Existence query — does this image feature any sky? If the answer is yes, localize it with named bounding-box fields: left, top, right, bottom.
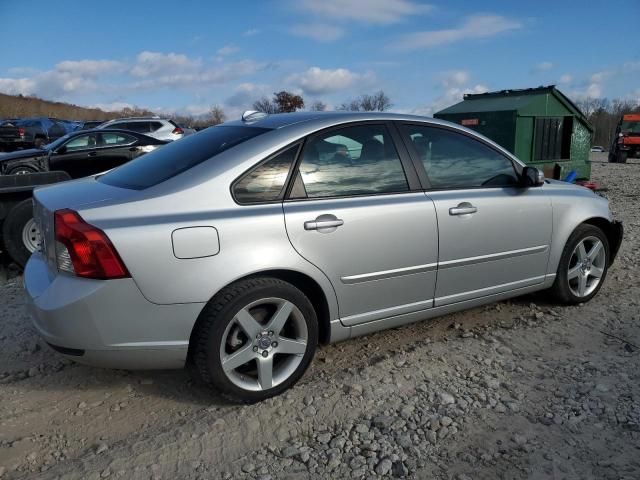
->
left=0, top=0, right=639, bottom=119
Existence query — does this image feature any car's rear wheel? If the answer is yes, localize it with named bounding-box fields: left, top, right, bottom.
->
left=193, top=277, right=318, bottom=403
left=616, top=150, right=628, bottom=164
left=8, top=165, right=37, bottom=175
left=549, top=224, right=609, bottom=304
left=2, top=199, right=40, bottom=267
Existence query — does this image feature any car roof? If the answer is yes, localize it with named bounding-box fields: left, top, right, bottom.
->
left=223, top=111, right=460, bottom=131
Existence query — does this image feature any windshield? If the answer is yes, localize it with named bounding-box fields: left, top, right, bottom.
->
left=621, top=121, right=640, bottom=133
left=43, top=133, right=73, bottom=150
left=99, top=125, right=270, bottom=190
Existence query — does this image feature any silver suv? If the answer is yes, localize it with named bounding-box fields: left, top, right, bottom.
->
left=25, top=112, right=623, bottom=402
left=97, top=117, right=194, bottom=142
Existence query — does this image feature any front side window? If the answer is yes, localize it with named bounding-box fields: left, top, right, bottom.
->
left=64, top=133, right=97, bottom=152
left=99, top=126, right=269, bottom=190
left=233, top=144, right=298, bottom=204
left=293, top=124, right=408, bottom=199
left=100, top=133, right=136, bottom=146
left=400, top=124, right=518, bottom=189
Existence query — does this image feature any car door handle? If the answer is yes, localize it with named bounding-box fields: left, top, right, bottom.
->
left=449, top=204, right=477, bottom=215
left=304, top=217, right=344, bottom=231
left=87, top=151, right=97, bottom=157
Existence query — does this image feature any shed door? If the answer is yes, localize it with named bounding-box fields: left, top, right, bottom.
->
left=534, top=117, right=573, bottom=160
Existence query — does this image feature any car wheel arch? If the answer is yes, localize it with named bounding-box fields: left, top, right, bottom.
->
left=186, top=268, right=335, bottom=365
left=582, top=217, right=623, bottom=263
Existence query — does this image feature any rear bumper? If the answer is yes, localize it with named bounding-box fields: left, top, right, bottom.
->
left=24, top=253, right=205, bottom=369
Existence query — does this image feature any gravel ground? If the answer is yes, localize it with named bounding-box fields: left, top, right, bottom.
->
left=1, top=155, right=639, bottom=480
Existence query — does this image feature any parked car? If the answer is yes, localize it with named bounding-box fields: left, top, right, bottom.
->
left=0, top=117, right=76, bottom=150
left=24, top=112, right=623, bottom=403
left=0, top=128, right=166, bottom=177
left=0, top=129, right=166, bottom=266
left=0, top=120, right=27, bottom=152
left=590, top=146, right=606, bottom=153
left=97, top=116, right=195, bottom=141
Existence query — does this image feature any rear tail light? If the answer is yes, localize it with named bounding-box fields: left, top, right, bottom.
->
left=172, top=127, right=184, bottom=135
left=54, top=209, right=129, bottom=280
left=18, top=127, right=25, bottom=137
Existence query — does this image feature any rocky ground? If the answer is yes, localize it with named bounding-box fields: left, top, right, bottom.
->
left=0, top=155, right=639, bottom=479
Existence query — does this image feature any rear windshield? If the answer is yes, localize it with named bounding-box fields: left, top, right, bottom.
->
left=98, top=125, right=269, bottom=190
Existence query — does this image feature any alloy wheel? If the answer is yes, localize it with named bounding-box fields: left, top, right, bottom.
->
left=567, top=236, right=606, bottom=298
left=219, top=297, right=308, bottom=391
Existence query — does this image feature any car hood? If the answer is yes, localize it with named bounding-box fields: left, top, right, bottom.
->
left=0, top=148, right=47, bottom=162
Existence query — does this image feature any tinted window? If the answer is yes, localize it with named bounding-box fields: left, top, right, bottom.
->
left=99, top=126, right=269, bottom=190
left=233, top=144, right=298, bottom=204
left=64, top=133, right=97, bottom=151
left=125, top=122, right=151, bottom=133
left=293, top=124, right=408, bottom=199
left=149, top=122, right=163, bottom=132
left=100, top=133, right=136, bottom=146
left=401, top=125, right=518, bottom=189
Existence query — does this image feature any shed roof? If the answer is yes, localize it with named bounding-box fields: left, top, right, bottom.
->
left=435, top=85, right=593, bottom=131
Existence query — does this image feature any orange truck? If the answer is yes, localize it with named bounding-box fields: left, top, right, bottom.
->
left=609, top=113, right=640, bottom=163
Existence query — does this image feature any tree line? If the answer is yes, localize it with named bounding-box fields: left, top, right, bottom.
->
left=0, top=89, right=394, bottom=130
left=575, top=97, right=640, bottom=148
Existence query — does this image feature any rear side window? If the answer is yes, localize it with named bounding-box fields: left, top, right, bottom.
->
left=100, top=133, right=136, bottom=146
left=99, top=126, right=269, bottom=190
left=149, top=122, right=163, bottom=132
left=233, top=144, right=299, bottom=204
left=125, top=122, right=151, bottom=133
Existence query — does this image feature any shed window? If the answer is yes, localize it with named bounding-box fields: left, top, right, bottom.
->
left=534, top=117, right=573, bottom=161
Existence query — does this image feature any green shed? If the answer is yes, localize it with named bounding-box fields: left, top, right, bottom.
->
left=434, top=85, right=593, bottom=180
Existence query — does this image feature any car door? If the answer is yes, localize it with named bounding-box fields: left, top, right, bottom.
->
left=283, top=122, right=439, bottom=326
left=49, top=132, right=99, bottom=178
left=95, top=132, right=137, bottom=173
left=399, top=123, right=552, bottom=306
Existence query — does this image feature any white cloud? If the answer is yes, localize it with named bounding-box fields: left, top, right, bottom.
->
left=290, top=23, right=344, bottom=42
left=90, top=101, right=135, bottom=112
left=559, top=73, right=572, bottom=84
left=531, top=61, right=553, bottom=73
left=390, top=14, right=522, bottom=50
left=298, top=0, right=432, bottom=24
left=412, top=71, right=488, bottom=116
left=130, top=51, right=201, bottom=77
left=56, top=59, right=124, bottom=76
left=287, top=67, right=373, bottom=95
left=243, top=28, right=260, bottom=36
left=225, top=82, right=271, bottom=108
left=216, top=45, right=239, bottom=56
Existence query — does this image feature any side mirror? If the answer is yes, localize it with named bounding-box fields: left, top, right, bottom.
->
left=56, top=146, right=67, bottom=155
left=522, top=166, right=544, bottom=187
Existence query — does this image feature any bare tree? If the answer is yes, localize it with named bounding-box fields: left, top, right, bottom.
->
left=252, top=97, right=279, bottom=114
left=209, top=104, right=226, bottom=125
left=337, top=90, right=392, bottom=112
left=309, top=100, right=327, bottom=111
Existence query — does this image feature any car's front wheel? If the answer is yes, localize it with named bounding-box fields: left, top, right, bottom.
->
left=550, top=224, right=609, bottom=304
left=193, top=278, right=318, bottom=403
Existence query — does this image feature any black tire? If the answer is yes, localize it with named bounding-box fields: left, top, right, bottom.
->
left=608, top=152, right=616, bottom=163
left=549, top=224, right=609, bottom=304
left=8, top=165, right=37, bottom=175
left=192, top=277, right=318, bottom=403
left=616, top=150, right=628, bottom=164
left=2, top=199, right=38, bottom=267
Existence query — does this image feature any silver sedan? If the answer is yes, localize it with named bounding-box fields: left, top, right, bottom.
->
left=24, top=112, right=623, bottom=402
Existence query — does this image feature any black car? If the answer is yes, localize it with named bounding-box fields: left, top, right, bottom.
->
left=0, top=129, right=167, bottom=177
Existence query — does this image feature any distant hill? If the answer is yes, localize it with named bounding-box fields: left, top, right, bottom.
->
left=0, top=93, right=154, bottom=121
